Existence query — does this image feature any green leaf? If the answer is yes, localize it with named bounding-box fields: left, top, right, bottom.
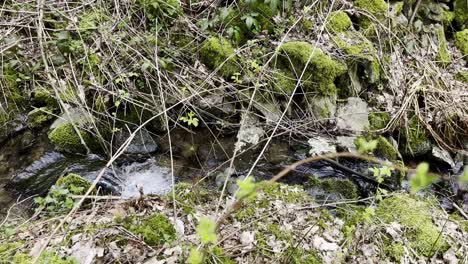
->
left=355, top=137, right=378, bottom=154
left=236, top=176, right=257, bottom=200
left=187, top=248, right=203, bottom=264
left=410, top=162, right=438, bottom=193
left=196, top=217, right=218, bottom=244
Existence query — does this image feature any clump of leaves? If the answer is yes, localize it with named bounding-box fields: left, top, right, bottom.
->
left=188, top=217, right=219, bottom=264
left=34, top=185, right=75, bottom=214
left=180, top=111, right=199, bottom=127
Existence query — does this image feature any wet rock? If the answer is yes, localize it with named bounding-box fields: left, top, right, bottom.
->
left=0, top=114, right=27, bottom=143
left=50, top=106, right=93, bottom=130
left=307, top=95, right=337, bottom=119
left=114, top=128, right=158, bottom=155
left=235, top=113, right=264, bottom=152
left=254, top=101, right=281, bottom=123
left=431, top=146, right=455, bottom=170
left=336, top=97, right=369, bottom=133
left=8, top=152, right=118, bottom=195
left=308, top=137, right=336, bottom=156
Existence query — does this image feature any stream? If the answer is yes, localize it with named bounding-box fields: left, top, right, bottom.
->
left=0, top=124, right=465, bottom=220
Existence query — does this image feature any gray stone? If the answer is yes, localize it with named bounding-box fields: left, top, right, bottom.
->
left=336, top=97, right=369, bottom=133
left=114, top=128, right=158, bottom=155
left=308, top=95, right=337, bottom=119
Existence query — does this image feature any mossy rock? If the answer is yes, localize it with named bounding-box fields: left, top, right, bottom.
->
left=354, top=0, right=388, bottom=29
left=270, top=70, right=297, bottom=95
left=455, top=29, right=468, bottom=57
left=33, top=88, right=59, bottom=108
left=199, top=37, right=240, bottom=79
left=307, top=177, right=359, bottom=200
left=399, top=116, right=432, bottom=156
left=356, top=135, right=400, bottom=161
left=376, top=194, right=449, bottom=257
left=276, top=41, right=346, bottom=96
left=436, top=27, right=451, bottom=67
left=332, top=31, right=380, bottom=84
left=454, top=0, right=468, bottom=29
left=121, top=213, right=176, bottom=246
left=56, top=173, right=92, bottom=195
left=48, top=122, right=98, bottom=154
left=326, top=11, right=352, bottom=33
left=27, top=107, right=55, bottom=128
left=368, top=112, right=390, bottom=130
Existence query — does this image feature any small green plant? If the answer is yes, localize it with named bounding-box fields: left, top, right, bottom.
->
left=34, top=185, right=75, bottom=213
left=409, top=162, right=438, bottom=193
left=188, top=216, right=219, bottom=263
left=369, top=165, right=392, bottom=184
left=236, top=176, right=258, bottom=200
left=180, top=111, right=199, bottom=127
left=355, top=137, right=378, bottom=154
left=241, top=13, right=260, bottom=32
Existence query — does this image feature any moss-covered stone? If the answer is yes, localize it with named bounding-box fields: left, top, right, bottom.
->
left=354, top=0, right=388, bottom=28
left=27, top=107, right=54, bottom=128
left=368, top=112, right=390, bottom=130
left=376, top=194, right=449, bottom=257
left=454, top=0, right=468, bottom=29
left=375, top=136, right=398, bottom=161
left=271, top=70, right=297, bottom=95
left=455, top=29, right=468, bottom=57
left=307, top=177, right=359, bottom=199
left=399, top=115, right=432, bottom=156
left=332, top=31, right=380, bottom=84
left=436, top=27, right=451, bottom=67
left=121, top=213, right=176, bottom=246
left=200, top=37, right=240, bottom=79
left=56, top=173, right=92, bottom=195
left=277, top=41, right=346, bottom=96
left=33, top=88, right=59, bottom=108
left=48, top=122, right=97, bottom=154
left=326, top=11, right=352, bottom=32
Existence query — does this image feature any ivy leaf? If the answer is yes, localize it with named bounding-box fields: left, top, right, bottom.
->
left=410, top=162, right=438, bottom=193
left=187, top=248, right=203, bottom=264
left=196, top=217, right=218, bottom=244
left=236, top=176, right=257, bottom=200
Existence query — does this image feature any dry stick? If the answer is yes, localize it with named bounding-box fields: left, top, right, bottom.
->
left=408, top=0, right=422, bottom=26
left=216, top=152, right=407, bottom=229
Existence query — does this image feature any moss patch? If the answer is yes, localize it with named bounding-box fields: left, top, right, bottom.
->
left=326, top=11, right=352, bottom=33
left=200, top=37, right=240, bottom=79
left=454, top=0, right=468, bottom=29
left=354, top=0, right=388, bottom=28
left=48, top=122, right=97, bottom=154
left=277, top=41, right=346, bottom=96
left=307, top=177, right=359, bottom=199
left=376, top=194, right=449, bottom=257
left=368, top=112, right=390, bottom=130
left=455, top=29, right=468, bottom=57
left=436, top=27, right=451, bottom=67
left=271, top=70, right=297, bottom=95
left=455, top=71, right=468, bottom=83
left=169, top=182, right=213, bottom=214
left=121, top=213, right=176, bottom=246
left=27, top=107, right=55, bottom=128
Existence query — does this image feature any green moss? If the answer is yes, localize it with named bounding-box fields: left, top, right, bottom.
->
left=2, top=67, right=25, bottom=105
left=1, top=248, right=78, bottom=264
left=56, top=173, right=92, bottom=195
left=271, top=70, right=297, bottom=95
left=455, top=29, right=468, bottom=56
left=48, top=122, right=97, bottom=154
left=354, top=0, right=388, bottom=28
left=375, top=136, right=398, bottom=161
left=235, top=182, right=311, bottom=220
left=454, top=0, right=468, bottom=29
left=376, top=194, right=449, bottom=257
left=368, top=112, right=390, bottom=130
left=436, top=27, right=451, bottom=67
left=287, top=248, right=322, bottom=264
left=121, top=213, right=176, bottom=246
left=307, top=177, right=359, bottom=199
left=326, top=11, right=352, bottom=32
left=33, top=88, right=59, bottom=108
left=27, top=107, right=54, bottom=128
left=169, top=182, right=213, bottom=214
left=455, top=71, right=468, bottom=83
left=384, top=242, right=405, bottom=260
left=449, top=213, right=468, bottom=232
left=277, top=41, right=346, bottom=96
left=200, top=37, right=240, bottom=79
left=399, top=115, right=431, bottom=156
